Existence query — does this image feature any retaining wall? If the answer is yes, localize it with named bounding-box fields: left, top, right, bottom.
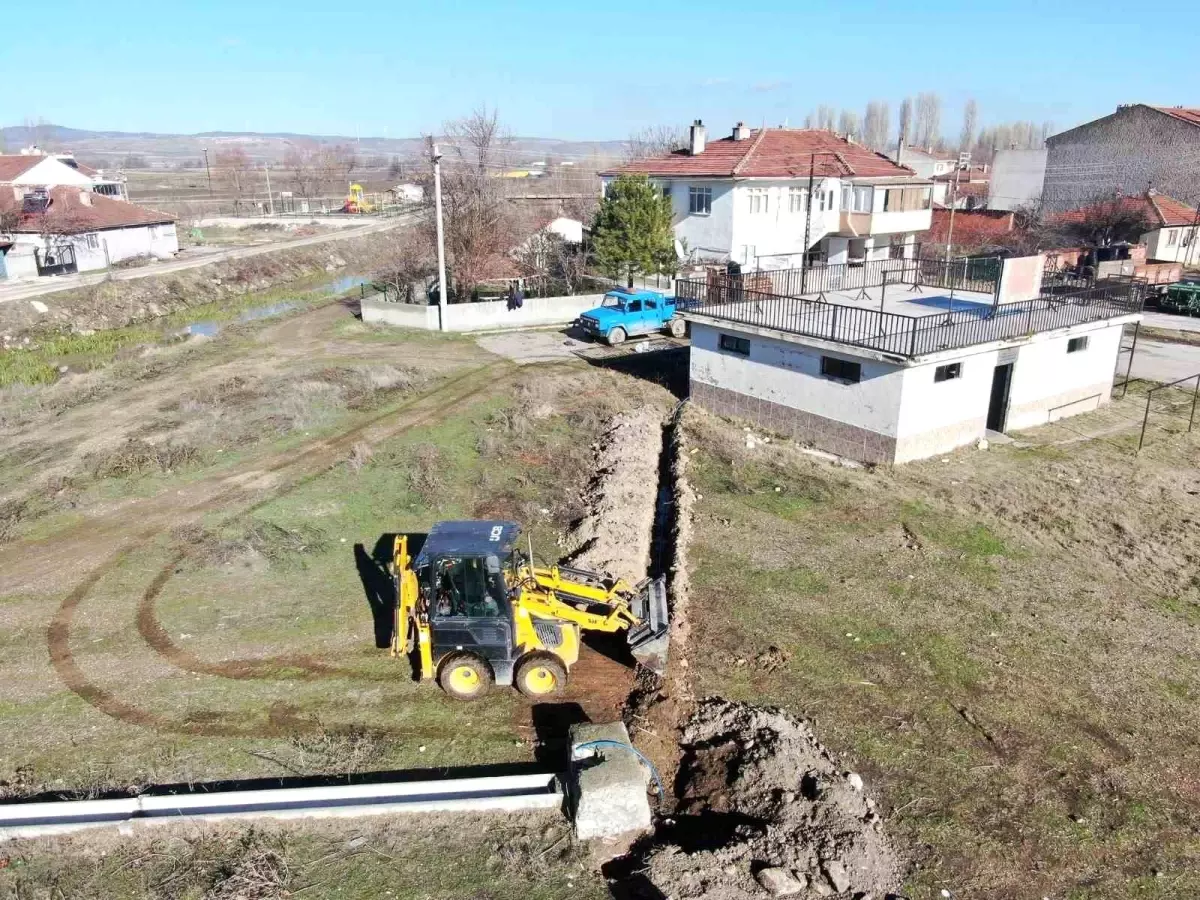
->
left=361, top=292, right=604, bottom=333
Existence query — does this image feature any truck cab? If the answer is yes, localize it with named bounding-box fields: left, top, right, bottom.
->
left=577, top=288, right=690, bottom=346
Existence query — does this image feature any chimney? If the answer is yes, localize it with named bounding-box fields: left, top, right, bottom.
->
left=79, top=191, right=93, bottom=207
left=689, top=119, right=707, bottom=156
left=732, top=121, right=751, bottom=141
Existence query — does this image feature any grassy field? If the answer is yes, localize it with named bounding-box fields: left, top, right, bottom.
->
left=681, top=406, right=1200, bottom=898
left=0, top=287, right=677, bottom=895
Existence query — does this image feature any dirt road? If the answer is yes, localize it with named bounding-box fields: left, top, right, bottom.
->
left=0, top=215, right=412, bottom=306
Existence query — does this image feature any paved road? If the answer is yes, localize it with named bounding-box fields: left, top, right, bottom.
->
left=1129, top=338, right=1200, bottom=385
left=0, top=215, right=411, bottom=306
left=1141, top=310, right=1200, bottom=333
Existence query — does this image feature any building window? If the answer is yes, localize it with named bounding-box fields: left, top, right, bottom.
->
left=827, top=190, right=835, bottom=210
left=820, top=355, right=861, bottom=384
left=719, top=333, right=750, bottom=356
left=788, top=187, right=808, bottom=213
left=688, top=186, right=712, bottom=215
left=1067, top=336, right=1089, bottom=354
left=747, top=188, right=768, bottom=214
left=660, top=184, right=672, bottom=201
left=84, top=233, right=99, bottom=250
left=883, top=187, right=932, bottom=212
left=934, top=362, right=962, bottom=382
left=1166, top=229, right=1179, bottom=247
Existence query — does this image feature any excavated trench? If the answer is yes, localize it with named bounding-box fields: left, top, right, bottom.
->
left=601, top=404, right=906, bottom=900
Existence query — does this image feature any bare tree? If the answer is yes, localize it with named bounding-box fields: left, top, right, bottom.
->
left=802, top=112, right=815, bottom=129
left=424, top=110, right=522, bottom=301
left=1055, top=191, right=1153, bottom=247
left=215, top=147, right=253, bottom=210
left=915, top=92, right=942, bottom=150
left=283, top=143, right=320, bottom=197
left=817, top=105, right=836, bottom=131
left=374, top=228, right=437, bottom=302
left=898, top=97, right=914, bottom=148
left=625, top=125, right=686, bottom=161
left=316, top=144, right=357, bottom=195
left=960, top=98, right=978, bottom=154
left=863, top=101, right=890, bottom=151
left=837, top=109, right=860, bottom=140
left=445, top=105, right=511, bottom=175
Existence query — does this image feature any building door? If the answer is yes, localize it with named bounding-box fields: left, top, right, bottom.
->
left=986, top=363, right=1013, bottom=432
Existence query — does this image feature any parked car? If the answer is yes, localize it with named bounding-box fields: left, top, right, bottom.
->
left=576, top=288, right=694, bottom=346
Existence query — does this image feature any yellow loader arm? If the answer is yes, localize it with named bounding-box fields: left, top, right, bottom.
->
left=392, top=535, right=433, bottom=679
left=514, top=562, right=669, bottom=674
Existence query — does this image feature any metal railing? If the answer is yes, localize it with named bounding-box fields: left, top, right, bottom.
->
left=674, top=278, right=1145, bottom=358
left=1138, top=372, right=1200, bottom=452
left=712, top=254, right=1001, bottom=301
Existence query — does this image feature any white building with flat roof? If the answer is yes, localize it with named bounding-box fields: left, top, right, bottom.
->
left=678, top=255, right=1142, bottom=464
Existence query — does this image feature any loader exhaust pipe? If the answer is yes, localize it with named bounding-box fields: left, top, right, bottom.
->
left=627, top=577, right=669, bottom=675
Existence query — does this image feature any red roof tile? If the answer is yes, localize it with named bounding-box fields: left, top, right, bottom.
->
left=0, top=186, right=175, bottom=233
left=605, top=129, right=916, bottom=180
left=1150, top=106, right=1200, bottom=128
left=1051, top=190, right=1198, bottom=229
left=927, top=209, right=1015, bottom=246
left=0, top=155, right=44, bottom=182
left=932, top=166, right=990, bottom=183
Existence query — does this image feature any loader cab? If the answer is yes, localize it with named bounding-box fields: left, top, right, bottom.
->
left=411, top=521, right=524, bottom=692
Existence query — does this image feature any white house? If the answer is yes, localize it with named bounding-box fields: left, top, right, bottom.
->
left=678, top=255, right=1142, bottom=464
left=0, top=185, right=177, bottom=280
left=895, top=146, right=957, bottom=179
left=0, top=149, right=129, bottom=201
left=1053, top=190, right=1199, bottom=266
left=603, top=121, right=934, bottom=270
left=389, top=182, right=424, bottom=204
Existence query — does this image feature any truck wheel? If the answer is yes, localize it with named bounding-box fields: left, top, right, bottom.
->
left=438, top=653, right=493, bottom=700
left=514, top=653, right=567, bottom=697
left=607, top=327, right=626, bottom=347
left=668, top=317, right=687, bottom=338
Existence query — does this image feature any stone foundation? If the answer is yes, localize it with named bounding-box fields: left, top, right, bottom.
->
left=689, top=379, right=897, bottom=464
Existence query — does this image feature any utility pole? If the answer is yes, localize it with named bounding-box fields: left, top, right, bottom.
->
left=944, top=164, right=963, bottom=267
left=202, top=148, right=213, bottom=198
left=1188, top=197, right=1200, bottom=268
left=430, top=138, right=448, bottom=332
left=264, top=164, right=275, bottom=216
left=799, top=151, right=839, bottom=296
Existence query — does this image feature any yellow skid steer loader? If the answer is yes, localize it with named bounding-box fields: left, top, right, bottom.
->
left=391, top=520, right=668, bottom=699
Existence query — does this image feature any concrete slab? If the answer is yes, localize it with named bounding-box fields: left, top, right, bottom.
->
left=569, top=722, right=652, bottom=841
left=477, top=329, right=588, bottom=364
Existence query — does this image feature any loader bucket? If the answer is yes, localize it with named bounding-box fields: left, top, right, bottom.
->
left=627, top=576, right=670, bottom=675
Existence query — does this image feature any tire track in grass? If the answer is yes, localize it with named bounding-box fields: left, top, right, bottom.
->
left=43, top=359, right=569, bottom=738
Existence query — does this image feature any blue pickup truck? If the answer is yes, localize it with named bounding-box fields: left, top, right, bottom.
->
left=576, top=288, right=691, bottom=346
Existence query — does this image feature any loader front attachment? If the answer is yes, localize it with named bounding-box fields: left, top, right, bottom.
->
left=627, top=576, right=670, bottom=675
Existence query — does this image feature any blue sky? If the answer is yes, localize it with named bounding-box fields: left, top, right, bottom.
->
left=1, top=0, right=1197, bottom=141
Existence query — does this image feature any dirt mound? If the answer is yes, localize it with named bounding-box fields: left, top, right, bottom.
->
left=633, top=698, right=903, bottom=899
left=563, top=408, right=663, bottom=585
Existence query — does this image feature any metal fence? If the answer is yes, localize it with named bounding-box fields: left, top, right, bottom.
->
left=1138, top=372, right=1200, bottom=452
left=674, top=278, right=1145, bottom=358
left=710, top=254, right=1002, bottom=301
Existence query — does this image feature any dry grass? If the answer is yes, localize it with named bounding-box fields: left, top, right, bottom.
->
left=683, top=405, right=1200, bottom=899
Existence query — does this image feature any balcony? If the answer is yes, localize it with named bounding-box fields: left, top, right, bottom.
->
left=838, top=208, right=932, bottom=236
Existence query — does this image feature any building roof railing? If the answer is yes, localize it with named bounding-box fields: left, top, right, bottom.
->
left=675, top=275, right=1144, bottom=359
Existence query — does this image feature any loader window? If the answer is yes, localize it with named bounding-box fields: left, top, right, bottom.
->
left=433, top=557, right=504, bottom=619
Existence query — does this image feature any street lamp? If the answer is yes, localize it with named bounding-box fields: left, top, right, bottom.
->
left=202, top=148, right=213, bottom=198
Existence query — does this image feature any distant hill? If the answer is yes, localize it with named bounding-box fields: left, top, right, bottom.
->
left=0, top=124, right=627, bottom=169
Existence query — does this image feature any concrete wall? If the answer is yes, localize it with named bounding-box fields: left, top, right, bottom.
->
left=663, top=179, right=736, bottom=261
left=730, top=178, right=841, bottom=267
left=1005, top=322, right=1123, bottom=430
left=1044, top=105, right=1200, bottom=212
left=361, top=292, right=604, bottom=333
left=688, top=317, right=1130, bottom=464
left=996, top=254, right=1044, bottom=303
left=893, top=348, right=998, bottom=462
left=988, top=149, right=1047, bottom=211
left=688, top=321, right=906, bottom=462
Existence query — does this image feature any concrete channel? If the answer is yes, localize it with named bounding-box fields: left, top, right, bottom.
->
left=0, top=773, right=563, bottom=841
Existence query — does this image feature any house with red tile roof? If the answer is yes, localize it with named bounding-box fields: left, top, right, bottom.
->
left=0, top=149, right=128, bottom=201
left=602, top=121, right=934, bottom=270
left=1044, top=104, right=1200, bottom=213
left=1050, top=190, right=1199, bottom=266
left=0, top=185, right=177, bottom=280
